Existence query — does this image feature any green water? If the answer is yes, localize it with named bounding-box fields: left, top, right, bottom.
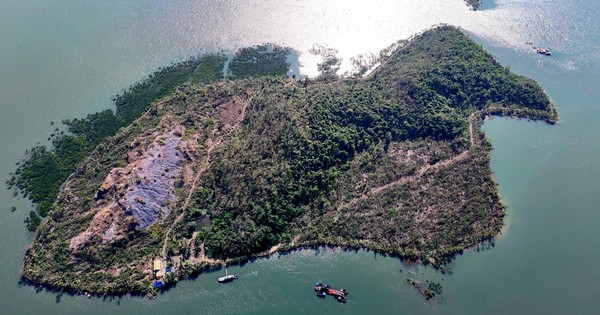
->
left=1, top=0, right=599, bottom=314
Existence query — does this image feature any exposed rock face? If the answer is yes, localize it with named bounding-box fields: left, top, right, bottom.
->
left=70, top=119, right=197, bottom=250
left=21, top=28, right=559, bottom=296
left=124, top=129, right=188, bottom=229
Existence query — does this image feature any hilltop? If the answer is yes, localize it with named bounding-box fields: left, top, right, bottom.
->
left=15, top=26, right=556, bottom=295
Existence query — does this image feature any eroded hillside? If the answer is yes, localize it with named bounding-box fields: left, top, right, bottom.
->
left=21, top=26, right=557, bottom=295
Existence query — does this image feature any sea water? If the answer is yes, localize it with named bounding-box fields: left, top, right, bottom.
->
left=1, top=0, right=599, bottom=314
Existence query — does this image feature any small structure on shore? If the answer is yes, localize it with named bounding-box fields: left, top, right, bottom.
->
left=153, top=259, right=161, bottom=273
left=152, top=258, right=164, bottom=288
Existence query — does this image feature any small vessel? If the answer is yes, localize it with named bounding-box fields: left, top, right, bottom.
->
left=536, top=48, right=552, bottom=56
left=314, top=282, right=348, bottom=302
left=218, top=268, right=239, bottom=283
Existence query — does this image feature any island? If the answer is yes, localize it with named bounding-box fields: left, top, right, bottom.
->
left=9, top=26, right=557, bottom=296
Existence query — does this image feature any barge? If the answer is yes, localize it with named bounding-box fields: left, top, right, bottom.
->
left=314, top=282, right=348, bottom=302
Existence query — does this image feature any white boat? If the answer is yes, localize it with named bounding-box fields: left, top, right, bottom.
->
left=536, top=48, right=552, bottom=56
left=218, top=268, right=239, bottom=283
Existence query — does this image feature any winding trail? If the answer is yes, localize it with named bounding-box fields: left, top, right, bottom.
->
left=160, top=142, right=218, bottom=258
left=340, top=113, right=476, bottom=209
left=160, top=94, right=251, bottom=259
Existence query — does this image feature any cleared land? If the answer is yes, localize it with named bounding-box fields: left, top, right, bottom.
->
left=18, top=26, right=556, bottom=295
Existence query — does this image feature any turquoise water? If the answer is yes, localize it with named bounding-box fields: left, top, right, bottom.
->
left=1, top=0, right=599, bottom=314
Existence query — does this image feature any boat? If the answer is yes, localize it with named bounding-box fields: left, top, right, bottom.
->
left=218, top=274, right=238, bottom=283
left=218, top=268, right=239, bottom=283
left=313, top=282, right=348, bottom=301
left=536, top=48, right=552, bottom=56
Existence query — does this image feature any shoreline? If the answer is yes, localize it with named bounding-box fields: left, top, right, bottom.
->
left=18, top=26, right=557, bottom=298
left=20, top=239, right=490, bottom=299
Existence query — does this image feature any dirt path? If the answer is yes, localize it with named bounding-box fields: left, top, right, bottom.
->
left=340, top=113, right=476, bottom=209
left=468, top=112, right=475, bottom=147
left=160, top=142, right=219, bottom=258
left=160, top=94, right=251, bottom=259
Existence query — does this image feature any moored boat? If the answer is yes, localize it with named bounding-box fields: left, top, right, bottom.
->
left=218, top=268, right=239, bottom=283
left=536, top=48, right=552, bottom=56
left=313, top=282, right=349, bottom=301
left=218, top=274, right=239, bottom=283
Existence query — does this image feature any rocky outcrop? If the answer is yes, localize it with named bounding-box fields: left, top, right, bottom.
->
left=70, top=118, right=197, bottom=250
left=123, top=128, right=188, bottom=229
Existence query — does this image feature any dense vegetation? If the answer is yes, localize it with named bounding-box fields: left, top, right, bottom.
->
left=7, top=54, right=227, bottom=230
left=193, top=27, right=556, bottom=260
left=229, top=44, right=291, bottom=78
left=18, top=26, right=556, bottom=295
